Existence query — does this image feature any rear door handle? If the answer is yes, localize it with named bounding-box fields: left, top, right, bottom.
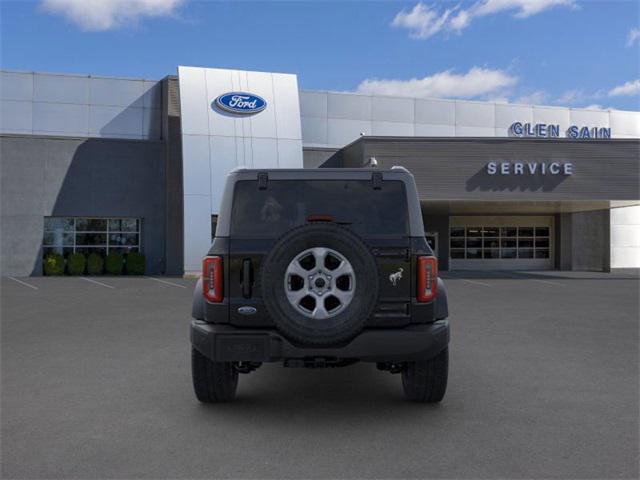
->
left=242, top=259, right=252, bottom=298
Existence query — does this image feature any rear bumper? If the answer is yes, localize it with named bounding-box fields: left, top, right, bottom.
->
left=191, top=320, right=450, bottom=363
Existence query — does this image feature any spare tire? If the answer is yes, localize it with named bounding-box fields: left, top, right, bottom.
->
left=261, top=223, right=379, bottom=346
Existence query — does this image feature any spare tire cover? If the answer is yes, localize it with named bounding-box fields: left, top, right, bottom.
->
left=261, top=223, right=379, bottom=346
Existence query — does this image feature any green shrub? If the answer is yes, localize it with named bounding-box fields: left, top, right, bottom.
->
left=43, top=253, right=65, bottom=276
left=105, top=252, right=124, bottom=275
left=86, top=253, right=104, bottom=275
left=67, top=252, right=86, bottom=275
left=125, top=252, right=145, bottom=275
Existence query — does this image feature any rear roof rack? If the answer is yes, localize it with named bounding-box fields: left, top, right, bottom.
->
left=372, top=172, right=383, bottom=190
left=257, top=172, right=268, bottom=190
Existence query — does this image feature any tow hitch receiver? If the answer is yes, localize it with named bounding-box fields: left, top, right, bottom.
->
left=284, top=358, right=358, bottom=368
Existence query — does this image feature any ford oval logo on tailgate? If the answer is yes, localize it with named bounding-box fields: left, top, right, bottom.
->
left=238, top=306, right=257, bottom=315
left=214, top=92, right=266, bottom=115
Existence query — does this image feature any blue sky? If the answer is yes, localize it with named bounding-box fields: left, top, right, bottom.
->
left=1, top=0, right=639, bottom=110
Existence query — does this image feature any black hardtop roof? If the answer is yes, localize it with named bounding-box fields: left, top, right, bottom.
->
left=227, top=166, right=414, bottom=181
left=231, top=167, right=402, bottom=172
left=216, top=166, right=425, bottom=237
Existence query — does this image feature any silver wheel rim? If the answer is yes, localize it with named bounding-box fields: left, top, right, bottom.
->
left=284, top=247, right=356, bottom=319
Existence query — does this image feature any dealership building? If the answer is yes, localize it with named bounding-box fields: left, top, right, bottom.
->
left=1, top=66, right=639, bottom=276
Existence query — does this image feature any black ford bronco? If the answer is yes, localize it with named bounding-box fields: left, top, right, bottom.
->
left=190, top=167, right=450, bottom=403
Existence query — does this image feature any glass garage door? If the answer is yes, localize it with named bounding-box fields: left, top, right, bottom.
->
left=449, top=216, right=554, bottom=270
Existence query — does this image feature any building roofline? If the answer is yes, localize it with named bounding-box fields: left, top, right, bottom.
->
left=2, top=68, right=638, bottom=115
left=340, top=135, right=640, bottom=150
left=0, top=68, right=160, bottom=83
left=299, top=88, right=640, bottom=115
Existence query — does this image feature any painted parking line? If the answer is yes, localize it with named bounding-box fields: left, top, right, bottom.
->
left=80, top=277, right=115, bottom=289
left=147, top=277, right=187, bottom=289
left=7, top=276, right=38, bottom=290
left=461, top=279, right=492, bottom=287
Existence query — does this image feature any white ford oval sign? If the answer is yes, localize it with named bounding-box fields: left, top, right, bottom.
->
left=214, top=92, right=266, bottom=115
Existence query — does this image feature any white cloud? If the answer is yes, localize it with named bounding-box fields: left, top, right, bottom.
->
left=556, top=89, right=587, bottom=105
left=391, top=3, right=457, bottom=39
left=355, top=71, right=638, bottom=109
left=608, top=79, right=640, bottom=97
left=40, top=0, right=184, bottom=31
left=627, top=28, right=640, bottom=47
left=470, top=0, right=577, bottom=19
left=356, top=67, right=518, bottom=99
left=392, top=1, right=576, bottom=38
left=554, top=88, right=614, bottom=107
left=515, top=90, right=548, bottom=105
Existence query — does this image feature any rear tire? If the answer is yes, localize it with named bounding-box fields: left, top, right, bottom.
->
left=401, top=348, right=448, bottom=403
left=191, top=347, right=238, bottom=403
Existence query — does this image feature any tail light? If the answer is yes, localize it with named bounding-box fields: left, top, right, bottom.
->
left=203, top=256, right=223, bottom=302
left=417, top=256, right=437, bottom=302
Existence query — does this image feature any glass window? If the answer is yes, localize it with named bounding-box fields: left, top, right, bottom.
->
left=466, top=248, right=482, bottom=259
left=109, top=219, right=139, bottom=232
left=483, top=227, right=499, bottom=237
left=450, top=249, right=465, bottom=259
left=211, top=215, right=218, bottom=240
left=44, top=217, right=74, bottom=232
left=501, top=248, right=517, bottom=259
left=76, top=233, right=107, bottom=245
left=518, top=239, right=534, bottom=248
left=467, top=238, right=482, bottom=248
left=450, top=227, right=465, bottom=237
left=450, top=238, right=465, bottom=249
left=76, top=219, right=108, bottom=231
left=535, top=249, right=550, bottom=259
left=466, top=227, right=482, bottom=237
left=535, top=227, right=549, bottom=237
left=501, top=227, right=517, bottom=237
left=518, top=227, right=534, bottom=237
left=519, top=249, right=534, bottom=258
left=231, top=180, right=408, bottom=237
left=483, top=249, right=500, bottom=259
left=484, top=238, right=499, bottom=248
left=108, top=219, right=122, bottom=232
left=109, top=233, right=139, bottom=246
left=501, top=239, right=516, bottom=248
left=43, top=231, right=74, bottom=246
left=535, top=238, right=549, bottom=248
left=43, top=217, right=141, bottom=260
left=424, top=236, right=436, bottom=254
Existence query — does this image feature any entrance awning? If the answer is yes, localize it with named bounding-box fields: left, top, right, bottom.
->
left=421, top=200, right=640, bottom=215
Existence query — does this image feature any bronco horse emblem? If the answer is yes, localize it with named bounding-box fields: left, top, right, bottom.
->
left=389, top=267, right=404, bottom=286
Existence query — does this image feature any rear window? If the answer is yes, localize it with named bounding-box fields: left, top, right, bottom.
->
left=230, top=180, right=408, bottom=237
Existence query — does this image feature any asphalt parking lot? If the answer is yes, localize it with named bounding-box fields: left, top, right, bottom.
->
left=2, top=270, right=638, bottom=479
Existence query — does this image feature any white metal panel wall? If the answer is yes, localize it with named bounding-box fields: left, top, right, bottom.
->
left=299, top=90, right=640, bottom=148
left=178, top=66, right=303, bottom=273
left=611, top=205, right=640, bottom=268
left=0, top=70, right=161, bottom=140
